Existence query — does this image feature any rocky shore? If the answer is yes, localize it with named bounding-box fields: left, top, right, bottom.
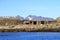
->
left=0, top=23, right=60, bottom=32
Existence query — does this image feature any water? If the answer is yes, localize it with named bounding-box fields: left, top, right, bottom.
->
left=0, top=32, right=60, bottom=40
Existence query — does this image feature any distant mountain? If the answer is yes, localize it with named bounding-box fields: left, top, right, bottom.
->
left=16, top=15, right=24, bottom=20
left=16, top=15, right=54, bottom=21
left=25, top=15, right=54, bottom=21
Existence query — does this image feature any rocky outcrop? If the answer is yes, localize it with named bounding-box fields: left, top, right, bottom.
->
left=56, top=17, right=60, bottom=23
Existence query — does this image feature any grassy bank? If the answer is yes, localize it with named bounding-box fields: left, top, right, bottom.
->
left=0, top=24, right=60, bottom=32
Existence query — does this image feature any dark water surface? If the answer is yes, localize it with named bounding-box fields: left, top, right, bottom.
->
left=0, top=32, right=60, bottom=40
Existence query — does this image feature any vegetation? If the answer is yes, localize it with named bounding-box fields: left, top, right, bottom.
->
left=0, top=16, right=22, bottom=26
left=0, top=16, right=60, bottom=32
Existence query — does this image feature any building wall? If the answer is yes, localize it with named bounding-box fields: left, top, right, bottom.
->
left=24, top=20, right=51, bottom=25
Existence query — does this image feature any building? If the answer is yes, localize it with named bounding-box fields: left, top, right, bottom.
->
left=23, top=20, right=55, bottom=25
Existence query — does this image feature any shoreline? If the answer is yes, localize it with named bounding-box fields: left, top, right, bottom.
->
left=0, top=24, right=60, bottom=32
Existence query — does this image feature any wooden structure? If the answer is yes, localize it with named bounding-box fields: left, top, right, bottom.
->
left=24, top=20, right=54, bottom=25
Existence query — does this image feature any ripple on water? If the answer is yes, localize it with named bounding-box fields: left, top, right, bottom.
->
left=0, top=32, right=60, bottom=40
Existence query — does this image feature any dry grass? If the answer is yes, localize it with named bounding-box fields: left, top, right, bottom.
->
left=0, top=24, right=60, bottom=32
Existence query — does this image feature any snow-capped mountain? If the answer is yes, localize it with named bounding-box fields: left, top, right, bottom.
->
left=16, top=15, right=54, bottom=21
left=25, top=15, right=54, bottom=21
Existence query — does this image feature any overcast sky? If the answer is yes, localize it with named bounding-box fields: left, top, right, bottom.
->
left=0, top=0, right=60, bottom=18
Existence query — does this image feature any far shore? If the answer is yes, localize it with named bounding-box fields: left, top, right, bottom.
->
left=0, top=23, right=60, bottom=32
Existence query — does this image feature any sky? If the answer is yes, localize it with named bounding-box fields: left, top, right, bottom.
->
left=0, top=0, right=60, bottom=19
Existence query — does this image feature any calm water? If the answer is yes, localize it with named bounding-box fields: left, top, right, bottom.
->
left=0, top=32, right=60, bottom=40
